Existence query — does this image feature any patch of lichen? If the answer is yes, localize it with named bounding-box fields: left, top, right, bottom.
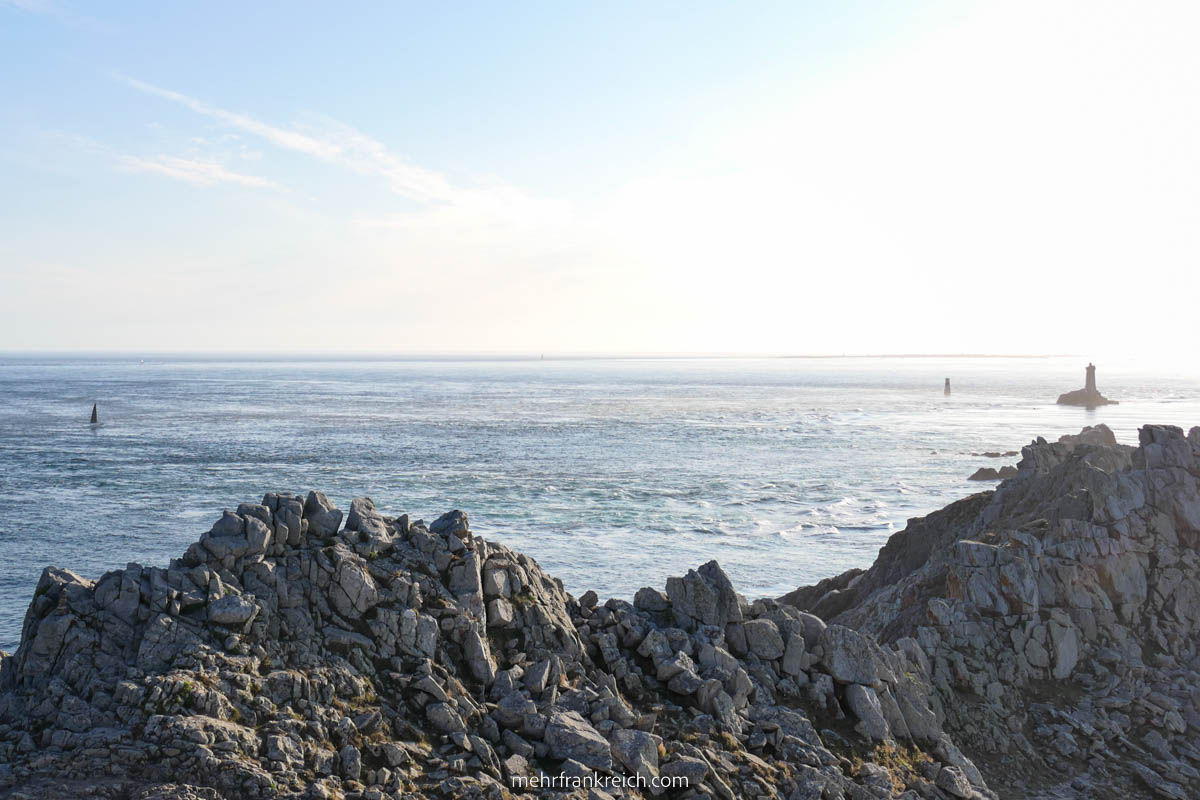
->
left=510, top=587, right=536, bottom=608
left=849, top=742, right=934, bottom=793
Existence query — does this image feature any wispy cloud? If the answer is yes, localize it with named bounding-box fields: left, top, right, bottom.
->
left=54, top=132, right=278, bottom=190
left=117, top=154, right=278, bottom=188
left=301, top=114, right=462, bottom=204
left=119, top=75, right=580, bottom=243
left=122, top=77, right=483, bottom=207
left=124, top=78, right=344, bottom=162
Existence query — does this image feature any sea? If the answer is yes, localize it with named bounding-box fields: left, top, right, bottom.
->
left=2, top=354, right=1198, bottom=652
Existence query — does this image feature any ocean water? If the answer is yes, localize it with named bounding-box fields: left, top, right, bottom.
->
left=1, top=354, right=1199, bottom=652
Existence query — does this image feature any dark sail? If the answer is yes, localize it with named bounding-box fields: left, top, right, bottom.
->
left=90, top=403, right=98, bottom=424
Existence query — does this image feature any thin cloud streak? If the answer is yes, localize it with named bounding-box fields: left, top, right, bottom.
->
left=121, top=76, right=576, bottom=239
left=124, top=78, right=344, bottom=161
left=117, top=154, right=278, bottom=188
left=54, top=132, right=278, bottom=190
left=124, top=77, right=466, bottom=206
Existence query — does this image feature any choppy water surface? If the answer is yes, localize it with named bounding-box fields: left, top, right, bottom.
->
left=2, top=354, right=1198, bottom=651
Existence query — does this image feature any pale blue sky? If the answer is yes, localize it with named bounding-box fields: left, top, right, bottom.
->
left=2, top=1, right=1197, bottom=357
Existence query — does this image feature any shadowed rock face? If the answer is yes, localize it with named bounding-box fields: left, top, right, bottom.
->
left=782, top=423, right=1200, bottom=800
left=0, top=490, right=988, bottom=799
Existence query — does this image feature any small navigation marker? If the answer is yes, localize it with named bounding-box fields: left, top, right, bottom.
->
left=944, top=378, right=951, bottom=396
left=90, top=403, right=99, bottom=424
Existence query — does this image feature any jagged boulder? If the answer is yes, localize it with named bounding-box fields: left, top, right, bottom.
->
left=303, top=490, right=342, bottom=537
left=544, top=709, right=611, bottom=769
left=820, top=624, right=880, bottom=685
left=664, top=559, right=743, bottom=630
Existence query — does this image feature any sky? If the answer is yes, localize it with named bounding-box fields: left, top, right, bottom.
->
left=1, top=1, right=1198, bottom=357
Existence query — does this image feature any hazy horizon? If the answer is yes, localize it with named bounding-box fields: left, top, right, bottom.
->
left=0, top=349, right=1083, bottom=357
left=3, top=1, right=1198, bottom=357
left=7, top=351, right=1199, bottom=380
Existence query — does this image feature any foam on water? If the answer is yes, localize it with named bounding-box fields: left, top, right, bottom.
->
left=1, top=354, right=1199, bottom=651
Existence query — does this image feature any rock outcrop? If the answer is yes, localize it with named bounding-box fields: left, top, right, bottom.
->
left=783, top=423, right=1200, bottom=799
left=2, top=421, right=1197, bottom=799
left=1056, top=363, right=1117, bottom=408
left=0, top=492, right=988, bottom=799
left=966, top=466, right=1018, bottom=482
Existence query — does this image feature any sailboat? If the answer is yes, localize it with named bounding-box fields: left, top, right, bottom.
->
left=90, top=403, right=100, bottom=426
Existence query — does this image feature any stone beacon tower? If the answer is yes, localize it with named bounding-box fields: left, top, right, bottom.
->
left=1057, top=363, right=1117, bottom=408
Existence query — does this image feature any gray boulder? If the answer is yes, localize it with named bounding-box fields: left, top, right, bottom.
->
left=345, top=496, right=379, bottom=532
left=664, top=560, right=743, bottom=630
left=609, top=728, right=660, bottom=784
left=661, top=756, right=708, bottom=786
left=819, top=624, right=879, bottom=685
left=339, top=744, right=361, bottom=781
left=430, top=510, right=470, bottom=538
left=495, top=691, right=537, bottom=729
left=304, top=491, right=343, bottom=537
left=744, top=618, right=785, bottom=659
left=935, top=765, right=972, bottom=798
left=634, top=587, right=669, bottom=612
left=330, top=554, right=379, bottom=619
left=207, top=595, right=257, bottom=627
left=426, top=703, right=466, bottom=734
left=544, top=710, right=612, bottom=770
left=208, top=511, right=244, bottom=538
left=796, top=611, right=826, bottom=648
left=844, top=684, right=891, bottom=742
left=781, top=632, right=806, bottom=676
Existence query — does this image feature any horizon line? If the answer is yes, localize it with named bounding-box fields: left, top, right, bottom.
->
left=0, top=349, right=1082, bottom=361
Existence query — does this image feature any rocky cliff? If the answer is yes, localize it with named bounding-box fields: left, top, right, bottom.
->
left=0, top=492, right=987, bottom=800
left=0, top=423, right=1196, bottom=800
left=782, top=423, right=1200, bottom=800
